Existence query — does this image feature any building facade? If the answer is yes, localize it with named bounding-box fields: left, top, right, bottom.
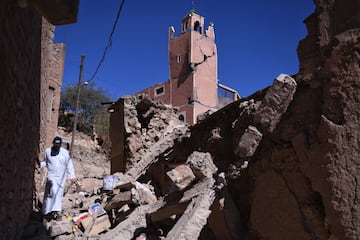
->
left=135, top=9, right=239, bottom=125
left=40, top=20, right=67, bottom=155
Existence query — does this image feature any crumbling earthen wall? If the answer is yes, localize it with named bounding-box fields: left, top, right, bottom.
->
left=109, top=98, right=126, bottom=173
left=110, top=96, right=183, bottom=174
left=0, top=3, right=42, bottom=239
left=186, top=1, right=360, bottom=239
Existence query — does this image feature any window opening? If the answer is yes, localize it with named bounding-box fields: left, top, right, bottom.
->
left=194, top=21, right=201, bottom=33
left=155, top=86, right=165, bottom=96
left=178, top=114, right=185, bottom=122
left=47, top=86, right=55, bottom=121
left=218, top=86, right=235, bottom=107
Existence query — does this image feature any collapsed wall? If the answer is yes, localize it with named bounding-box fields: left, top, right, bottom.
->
left=109, top=96, right=183, bottom=174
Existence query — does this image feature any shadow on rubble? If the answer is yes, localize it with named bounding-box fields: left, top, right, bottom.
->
left=109, top=203, right=137, bottom=227
left=21, top=210, right=51, bottom=240
left=132, top=226, right=168, bottom=240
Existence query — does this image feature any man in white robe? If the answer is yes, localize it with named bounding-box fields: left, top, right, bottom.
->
left=41, top=136, right=77, bottom=221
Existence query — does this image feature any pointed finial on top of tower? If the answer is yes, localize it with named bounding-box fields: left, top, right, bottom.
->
left=186, top=0, right=199, bottom=17
left=190, top=0, right=197, bottom=14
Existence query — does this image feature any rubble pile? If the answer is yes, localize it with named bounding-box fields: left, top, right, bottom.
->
left=57, top=127, right=110, bottom=179
left=32, top=124, right=227, bottom=239
left=31, top=74, right=297, bottom=239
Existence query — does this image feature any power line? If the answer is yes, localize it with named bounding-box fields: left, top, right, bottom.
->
left=88, top=0, right=126, bottom=83
left=64, top=61, right=105, bottom=83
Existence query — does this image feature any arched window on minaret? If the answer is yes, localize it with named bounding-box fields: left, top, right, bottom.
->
left=194, top=21, right=202, bottom=33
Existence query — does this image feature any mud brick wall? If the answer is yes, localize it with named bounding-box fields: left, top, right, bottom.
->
left=39, top=19, right=52, bottom=163
left=0, top=3, right=42, bottom=239
left=40, top=19, right=66, bottom=154
left=46, top=42, right=65, bottom=146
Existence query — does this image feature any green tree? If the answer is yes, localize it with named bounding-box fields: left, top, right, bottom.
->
left=58, top=82, right=112, bottom=137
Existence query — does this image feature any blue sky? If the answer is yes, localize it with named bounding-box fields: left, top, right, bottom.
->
left=54, top=0, right=315, bottom=101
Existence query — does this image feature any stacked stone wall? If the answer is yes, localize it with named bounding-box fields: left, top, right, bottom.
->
left=45, top=42, right=66, bottom=147
left=40, top=20, right=66, bottom=156
left=39, top=19, right=52, bottom=163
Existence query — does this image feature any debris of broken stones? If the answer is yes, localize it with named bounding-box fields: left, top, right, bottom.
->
left=98, top=84, right=298, bottom=239
left=31, top=81, right=298, bottom=239
left=186, top=151, right=218, bottom=179
left=233, top=125, right=262, bottom=158
left=32, top=120, right=221, bottom=239
left=166, top=164, right=196, bottom=190
left=253, top=73, right=297, bottom=133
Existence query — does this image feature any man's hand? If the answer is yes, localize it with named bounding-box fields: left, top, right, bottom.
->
left=39, top=161, right=46, bottom=169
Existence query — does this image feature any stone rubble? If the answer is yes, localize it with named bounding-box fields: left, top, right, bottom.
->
left=30, top=72, right=296, bottom=240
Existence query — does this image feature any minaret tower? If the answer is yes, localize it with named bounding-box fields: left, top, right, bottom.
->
left=168, top=7, right=217, bottom=124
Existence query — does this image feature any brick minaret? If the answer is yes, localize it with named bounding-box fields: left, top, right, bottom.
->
left=168, top=8, right=218, bottom=124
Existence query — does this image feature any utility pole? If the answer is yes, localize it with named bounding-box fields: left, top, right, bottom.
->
left=70, top=53, right=85, bottom=157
